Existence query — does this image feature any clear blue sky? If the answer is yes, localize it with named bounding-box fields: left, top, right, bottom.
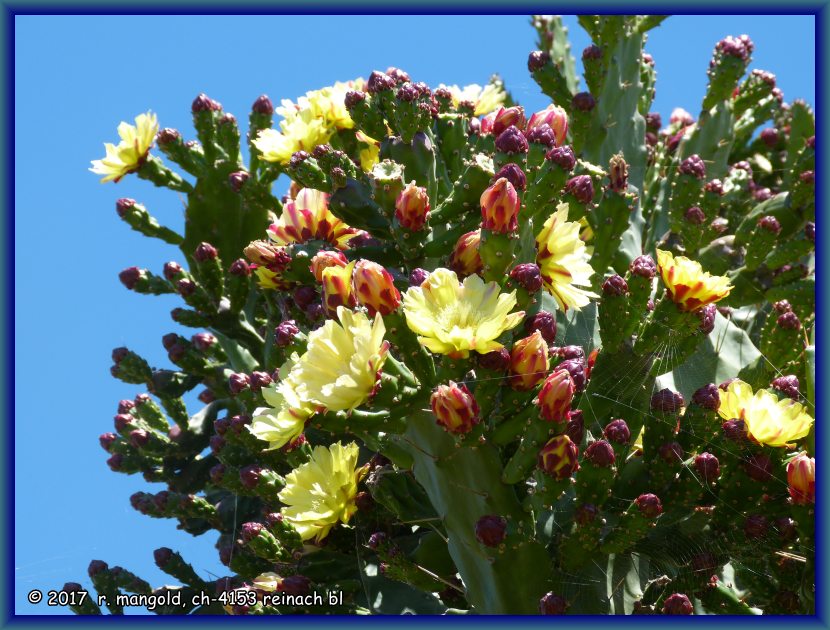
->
left=14, top=14, right=815, bottom=615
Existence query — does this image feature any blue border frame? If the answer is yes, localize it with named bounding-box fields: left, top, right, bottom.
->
left=3, top=2, right=826, bottom=627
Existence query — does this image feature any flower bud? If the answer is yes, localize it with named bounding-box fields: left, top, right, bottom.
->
left=353, top=260, right=401, bottom=316
left=106, top=453, right=123, bottom=471
left=156, top=128, right=180, bottom=145
left=806, top=222, right=815, bottom=243
left=662, top=593, right=693, bottom=615
left=239, top=464, right=262, bottom=490
left=449, top=230, right=483, bottom=276
left=228, top=171, right=249, bottom=193
left=527, top=104, right=568, bottom=146
left=777, top=311, right=801, bottom=330
left=546, top=145, right=576, bottom=171
left=721, top=419, right=747, bottom=442
left=279, top=575, right=311, bottom=596
left=538, top=435, right=580, bottom=479
left=251, top=94, right=274, bottom=115
left=691, top=383, right=719, bottom=410
left=129, top=429, right=150, bottom=448
left=771, top=374, right=800, bottom=399
left=684, top=206, right=706, bottom=225
left=491, top=106, right=527, bottom=135
left=228, top=259, right=250, bottom=277
left=274, top=320, right=300, bottom=347
left=249, top=371, right=273, bottom=392
left=367, top=71, right=395, bottom=94
left=564, top=175, right=594, bottom=204
left=629, top=254, right=657, bottom=279
left=495, top=126, right=529, bottom=154
left=525, top=124, right=557, bottom=147
left=634, top=493, right=662, bottom=518
left=114, top=413, right=136, bottom=432
left=478, top=347, right=510, bottom=372
left=322, top=261, right=357, bottom=316
left=475, top=515, right=507, bottom=547
left=177, top=278, right=196, bottom=296
left=241, top=522, right=263, bottom=543
left=395, top=182, right=430, bottom=231
left=509, top=331, right=550, bottom=390
left=572, top=92, right=596, bottom=111
left=583, top=44, right=603, bottom=60
left=193, top=242, right=218, bottom=263
left=191, top=332, right=216, bottom=351
left=292, top=286, right=317, bottom=310
left=539, top=592, right=568, bottom=615
left=566, top=409, right=585, bottom=444
left=153, top=547, right=174, bottom=569
left=430, top=381, right=480, bottom=435
left=745, top=454, right=773, bottom=482
left=493, top=163, right=527, bottom=191
left=716, top=35, right=750, bottom=60
left=603, top=419, right=631, bottom=445
left=367, top=531, right=388, bottom=550
left=679, top=154, right=706, bottom=179
left=228, top=373, right=250, bottom=395
left=608, top=153, right=629, bottom=192
left=115, top=197, right=136, bottom=217
left=537, top=369, right=575, bottom=422
left=88, top=560, right=109, bottom=577
left=744, top=514, right=768, bottom=539
left=601, top=274, right=628, bottom=296
left=509, top=263, right=542, bottom=293
left=658, top=441, right=684, bottom=463
left=575, top=503, right=599, bottom=525
left=310, top=250, right=348, bottom=283
left=528, top=50, right=550, bottom=72
left=480, top=177, right=520, bottom=234
left=524, top=310, right=557, bottom=344
left=119, top=266, right=144, bottom=290
left=192, top=93, right=221, bottom=112
left=99, top=432, right=117, bottom=452
left=645, top=112, right=662, bottom=131
left=409, top=268, right=429, bottom=286
left=556, top=358, right=586, bottom=392
left=696, top=304, right=717, bottom=335
left=650, top=388, right=684, bottom=412
left=787, top=453, right=815, bottom=504
left=585, top=439, right=616, bottom=467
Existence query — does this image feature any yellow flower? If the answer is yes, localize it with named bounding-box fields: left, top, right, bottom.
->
left=535, top=203, right=598, bottom=311
left=438, top=81, right=506, bottom=116
left=248, top=381, right=313, bottom=450
left=656, top=249, right=732, bottom=311
left=90, top=112, right=158, bottom=183
left=278, top=441, right=366, bottom=542
left=252, top=113, right=330, bottom=165
left=252, top=573, right=282, bottom=592
left=253, top=265, right=288, bottom=290
left=402, top=268, right=525, bottom=358
left=268, top=188, right=360, bottom=250
left=356, top=130, right=380, bottom=172
left=291, top=307, right=390, bottom=413
left=718, top=379, right=814, bottom=447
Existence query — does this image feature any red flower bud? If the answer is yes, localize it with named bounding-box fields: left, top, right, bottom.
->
left=430, top=381, right=480, bottom=435
left=449, top=230, right=483, bottom=276
left=480, top=177, right=520, bottom=233
left=527, top=104, right=568, bottom=146
left=509, top=331, right=550, bottom=390
left=395, top=182, right=430, bottom=231
left=536, top=369, right=575, bottom=423
left=353, top=259, right=401, bottom=316
left=538, top=435, right=579, bottom=479
left=787, top=453, right=815, bottom=504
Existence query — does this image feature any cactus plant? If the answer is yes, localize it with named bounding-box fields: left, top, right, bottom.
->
left=76, top=14, right=815, bottom=615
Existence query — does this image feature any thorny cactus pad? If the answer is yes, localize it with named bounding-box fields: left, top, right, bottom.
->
left=80, top=14, right=815, bottom=616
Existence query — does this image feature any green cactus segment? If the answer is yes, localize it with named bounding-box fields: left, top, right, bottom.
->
left=328, top=179, right=391, bottom=237
left=399, top=410, right=552, bottom=614
left=430, top=153, right=493, bottom=223
left=533, top=15, right=579, bottom=95
left=137, top=155, right=193, bottom=193
left=479, top=230, right=516, bottom=283
left=600, top=502, right=658, bottom=555
left=118, top=202, right=183, bottom=245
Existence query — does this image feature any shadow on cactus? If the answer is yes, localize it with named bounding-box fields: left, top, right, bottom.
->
left=77, top=14, right=815, bottom=616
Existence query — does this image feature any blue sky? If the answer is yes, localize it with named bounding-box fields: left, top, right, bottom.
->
left=14, top=14, right=815, bottom=615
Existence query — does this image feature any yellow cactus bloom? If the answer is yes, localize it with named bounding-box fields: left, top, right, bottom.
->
left=356, top=130, right=381, bottom=172
left=402, top=268, right=525, bottom=358
left=268, top=188, right=360, bottom=250
left=718, top=379, right=814, bottom=447
left=254, top=79, right=364, bottom=165
left=90, top=112, right=158, bottom=183
left=248, top=381, right=313, bottom=450
left=279, top=442, right=367, bottom=542
left=439, top=81, right=507, bottom=116
left=322, top=260, right=357, bottom=317
left=656, top=249, right=732, bottom=311
left=535, top=203, right=598, bottom=311
left=252, top=573, right=282, bottom=592
left=292, top=307, right=390, bottom=413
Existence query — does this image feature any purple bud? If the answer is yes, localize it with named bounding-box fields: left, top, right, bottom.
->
left=475, top=515, right=508, bottom=547
left=650, top=388, right=684, bottom=412
left=760, top=128, right=779, bottom=147
left=156, top=128, right=180, bottom=145
left=585, top=440, right=616, bottom=467
left=289, top=150, right=310, bottom=168
left=367, top=71, right=395, bottom=94
left=698, top=304, right=717, bottom=334
left=744, top=514, right=768, bottom=539
left=526, top=124, right=557, bottom=147
left=192, top=93, right=221, bottom=112
left=164, top=262, right=183, bottom=281
left=691, top=383, right=719, bottom=410
left=771, top=374, right=800, bottom=399
left=545, top=145, right=576, bottom=171
left=775, top=517, right=797, bottom=541
left=773, top=300, right=792, bottom=314
left=629, top=254, right=657, bottom=279
left=601, top=274, right=628, bottom=296
left=539, top=592, right=568, bottom=615
left=167, top=342, right=187, bottom=363
left=509, top=263, right=543, bottom=293
left=154, top=547, right=174, bottom=568
left=275, top=320, right=300, bottom=347
left=367, top=532, right=388, bottom=550
left=559, top=345, right=585, bottom=360
left=684, top=206, right=706, bottom=225
left=117, top=399, right=136, bottom=414
left=805, top=222, right=815, bottom=243
left=572, top=92, right=596, bottom=112
left=557, top=358, right=586, bottom=392
left=106, top=453, right=124, bottom=471
left=758, top=215, right=781, bottom=234
left=249, top=371, right=273, bottom=392
left=88, top=560, right=109, bottom=577
left=228, top=373, right=250, bottom=394
left=662, top=593, right=693, bottom=615
left=495, top=126, right=529, bottom=154
left=658, top=441, right=684, bottom=463
left=386, top=67, right=411, bottom=84
left=119, top=266, right=143, bottom=290
left=603, top=419, right=631, bottom=445
left=704, top=179, right=724, bottom=196
left=575, top=503, right=599, bottom=525
left=228, top=171, right=249, bottom=193
left=722, top=419, right=747, bottom=442
left=777, top=312, right=801, bottom=330
left=115, top=197, right=136, bottom=217
left=679, top=154, right=706, bottom=179
left=344, top=90, right=366, bottom=109
left=716, top=35, right=750, bottom=60
left=279, top=575, right=311, bottom=596
left=525, top=310, right=557, bottom=344
left=745, top=454, right=773, bottom=482
left=582, top=44, right=603, bottom=60
left=528, top=51, right=551, bottom=72
left=396, top=83, right=419, bottom=102
left=177, top=278, right=196, bottom=296
left=229, top=258, right=251, bottom=276
left=493, top=163, right=527, bottom=191
left=239, top=465, right=262, bottom=490
left=564, top=175, right=594, bottom=204
left=230, top=415, right=252, bottom=434
left=478, top=347, right=511, bottom=372
left=114, top=413, right=135, bottom=432
left=209, top=463, right=225, bottom=484
left=566, top=409, right=585, bottom=444
left=252, top=94, right=274, bottom=115
left=240, top=522, right=263, bottom=543
left=645, top=112, right=662, bottom=131
left=694, top=452, right=720, bottom=482
left=409, top=268, right=430, bottom=286
left=635, top=493, right=662, bottom=518
left=99, top=432, right=117, bottom=452
left=293, top=286, right=318, bottom=310
left=63, top=582, right=84, bottom=593
left=129, top=429, right=150, bottom=448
